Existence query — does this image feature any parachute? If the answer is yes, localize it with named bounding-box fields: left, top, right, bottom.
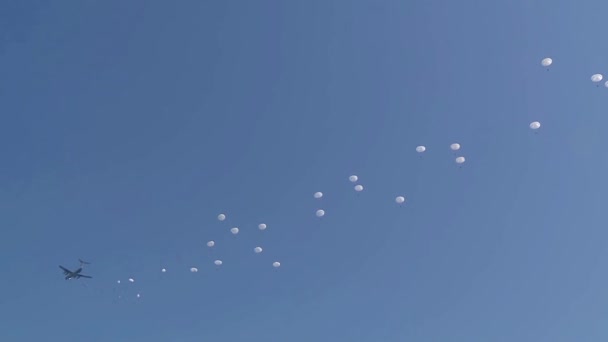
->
left=530, top=121, right=541, bottom=130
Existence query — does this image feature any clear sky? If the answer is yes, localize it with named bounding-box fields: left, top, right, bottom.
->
left=1, top=1, right=608, bottom=341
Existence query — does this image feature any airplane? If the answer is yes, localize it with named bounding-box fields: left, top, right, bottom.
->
left=59, top=259, right=92, bottom=280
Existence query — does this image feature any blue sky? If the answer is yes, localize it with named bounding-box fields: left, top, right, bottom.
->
left=1, top=1, right=608, bottom=341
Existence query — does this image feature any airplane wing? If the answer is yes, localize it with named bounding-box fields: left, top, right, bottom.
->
left=59, top=266, right=71, bottom=274
left=77, top=274, right=92, bottom=279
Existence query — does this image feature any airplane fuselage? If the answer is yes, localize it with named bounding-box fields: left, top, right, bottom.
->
left=65, top=267, right=82, bottom=279
left=60, top=264, right=92, bottom=280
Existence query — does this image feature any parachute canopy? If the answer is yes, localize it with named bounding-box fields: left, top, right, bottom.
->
left=161, top=268, right=167, bottom=273
left=354, top=185, right=363, bottom=192
left=455, top=156, right=466, bottom=164
left=349, top=175, right=358, bottom=183
left=395, top=196, right=405, bottom=204
left=230, top=227, right=239, bottom=235
left=207, top=240, right=215, bottom=247
left=190, top=267, right=198, bottom=273
left=128, top=278, right=135, bottom=283
left=450, top=143, right=461, bottom=151
left=316, top=209, right=325, bottom=217
left=217, top=214, right=226, bottom=221
left=254, top=246, right=263, bottom=254
left=530, top=121, right=541, bottom=130
left=314, top=191, right=323, bottom=199
left=416, top=145, right=426, bottom=153
left=591, top=74, right=603, bottom=83
left=214, top=260, right=223, bottom=266
left=273, top=261, right=281, bottom=268
left=541, top=57, right=552, bottom=67
left=258, top=223, right=267, bottom=231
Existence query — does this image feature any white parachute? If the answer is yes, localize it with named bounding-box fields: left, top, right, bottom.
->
left=230, top=227, right=239, bottom=235
left=455, top=156, right=466, bottom=164
left=349, top=175, right=358, bottom=183
left=258, top=223, right=267, bottom=231
left=605, top=81, right=608, bottom=88
left=207, top=240, right=215, bottom=247
left=541, top=57, right=552, bottom=67
left=314, top=191, right=323, bottom=199
left=591, top=74, right=603, bottom=83
left=316, top=209, right=325, bottom=217
left=529, top=121, right=541, bottom=130
left=190, top=267, right=198, bottom=273
left=450, top=143, right=461, bottom=151
left=354, top=184, right=363, bottom=192
left=395, top=196, right=405, bottom=204
left=128, top=278, right=135, bottom=283
left=254, top=246, right=263, bottom=254
left=161, top=268, right=167, bottom=273
left=214, top=260, right=223, bottom=266
left=217, top=214, right=226, bottom=221
left=416, top=145, right=426, bottom=153
left=273, top=261, right=281, bottom=268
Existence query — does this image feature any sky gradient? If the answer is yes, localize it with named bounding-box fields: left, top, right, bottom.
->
left=1, top=1, right=608, bottom=341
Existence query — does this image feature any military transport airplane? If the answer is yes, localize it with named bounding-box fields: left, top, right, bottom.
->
left=59, top=259, right=92, bottom=280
